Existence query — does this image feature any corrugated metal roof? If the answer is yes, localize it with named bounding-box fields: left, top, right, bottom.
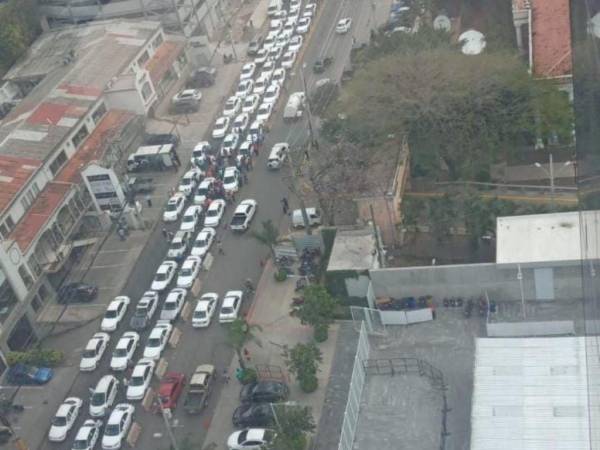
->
left=471, top=337, right=594, bottom=450
left=0, top=155, right=41, bottom=213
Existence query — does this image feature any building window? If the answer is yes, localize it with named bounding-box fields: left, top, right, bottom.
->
left=50, top=151, right=67, bottom=176
left=20, top=197, right=30, bottom=211
left=31, top=295, right=42, bottom=312
left=0, top=223, right=8, bottom=239
left=38, top=284, right=50, bottom=302
left=28, top=257, right=41, bottom=277
left=32, top=182, right=40, bottom=196
left=18, top=265, right=33, bottom=289
left=141, top=82, right=153, bottom=101
left=92, top=103, right=107, bottom=124
left=71, top=125, right=89, bottom=148
left=137, top=51, right=149, bottom=66
left=153, top=34, right=163, bottom=48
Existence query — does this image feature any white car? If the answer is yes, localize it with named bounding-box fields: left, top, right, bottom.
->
left=336, top=17, right=352, bottom=33
left=260, top=60, right=276, bottom=81
left=191, top=141, right=211, bottom=164
left=212, top=116, right=231, bottom=139
left=240, top=62, right=257, bottom=81
left=230, top=199, right=258, bottom=232
left=221, top=132, right=240, bottom=157
left=101, top=296, right=130, bottom=332
left=194, top=177, right=215, bottom=205
left=268, top=45, right=284, bottom=62
left=256, top=102, right=274, bottom=123
left=110, top=332, right=139, bottom=371
left=272, top=68, right=287, bottom=86
left=80, top=332, right=110, bottom=372
left=264, top=85, right=280, bottom=107
left=296, top=17, right=311, bottom=33
left=178, top=168, right=202, bottom=197
left=304, top=2, right=316, bottom=16
left=254, top=48, right=269, bottom=65
left=172, top=89, right=202, bottom=104
left=180, top=205, right=203, bottom=232
left=236, top=79, right=254, bottom=99
left=192, top=293, right=218, bottom=328
left=281, top=50, right=297, bottom=69
left=263, top=32, right=279, bottom=51
left=227, top=428, right=275, bottom=450
left=223, top=167, right=240, bottom=193
left=48, top=397, right=83, bottom=442
left=204, top=199, right=226, bottom=227
left=72, top=419, right=102, bottom=450
left=129, top=291, right=158, bottom=331
left=126, top=359, right=155, bottom=401
left=233, top=113, right=250, bottom=134
left=191, top=227, right=216, bottom=257
left=242, top=94, right=260, bottom=114
left=177, top=256, right=202, bottom=288
left=223, top=96, right=242, bottom=117
left=267, top=142, right=289, bottom=169
left=151, top=261, right=178, bottom=292
left=253, top=77, right=270, bottom=96
left=275, top=33, right=290, bottom=48
left=101, top=403, right=134, bottom=450
left=269, top=18, right=283, bottom=32
left=288, top=5, right=300, bottom=21
left=160, top=288, right=187, bottom=321
left=219, top=290, right=243, bottom=323
left=167, top=230, right=192, bottom=260
left=143, top=323, right=173, bottom=360
left=288, top=35, right=303, bottom=52
left=163, top=193, right=186, bottom=222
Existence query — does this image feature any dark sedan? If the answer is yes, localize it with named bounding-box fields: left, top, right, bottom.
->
left=57, top=282, right=98, bottom=304
left=240, top=381, right=289, bottom=404
left=232, top=403, right=275, bottom=428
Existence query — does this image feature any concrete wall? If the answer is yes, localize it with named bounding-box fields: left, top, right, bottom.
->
left=370, top=260, right=585, bottom=302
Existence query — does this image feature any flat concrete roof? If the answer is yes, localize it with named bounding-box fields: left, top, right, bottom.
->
left=496, top=210, right=600, bottom=264
left=471, top=337, right=597, bottom=450
left=327, top=228, right=379, bottom=271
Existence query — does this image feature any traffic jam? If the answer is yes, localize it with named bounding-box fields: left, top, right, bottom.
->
left=40, top=0, right=323, bottom=449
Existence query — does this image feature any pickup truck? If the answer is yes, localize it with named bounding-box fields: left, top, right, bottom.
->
left=229, top=199, right=258, bottom=232
left=183, top=364, right=215, bottom=414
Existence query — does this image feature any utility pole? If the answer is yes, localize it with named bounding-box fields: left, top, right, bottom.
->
left=286, top=146, right=312, bottom=235
left=157, top=397, right=180, bottom=450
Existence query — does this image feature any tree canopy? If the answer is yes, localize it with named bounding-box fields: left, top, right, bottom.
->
left=0, top=0, right=40, bottom=73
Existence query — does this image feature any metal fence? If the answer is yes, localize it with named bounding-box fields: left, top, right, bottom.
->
left=338, top=321, right=370, bottom=450
left=350, top=306, right=386, bottom=336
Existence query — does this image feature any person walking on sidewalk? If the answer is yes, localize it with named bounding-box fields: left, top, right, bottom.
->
left=281, top=197, right=289, bottom=214
left=217, top=239, right=224, bottom=255
left=146, top=195, right=153, bottom=208
left=162, top=227, right=168, bottom=239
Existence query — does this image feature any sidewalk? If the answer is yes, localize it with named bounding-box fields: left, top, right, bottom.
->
left=202, top=261, right=339, bottom=449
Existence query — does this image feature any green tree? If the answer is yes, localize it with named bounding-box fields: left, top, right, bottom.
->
left=0, top=0, right=40, bottom=73
left=251, top=219, right=280, bottom=258
left=296, top=285, right=338, bottom=342
left=283, top=342, right=322, bottom=393
left=267, top=405, right=316, bottom=450
left=226, top=318, right=262, bottom=370
left=426, top=195, right=455, bottom=243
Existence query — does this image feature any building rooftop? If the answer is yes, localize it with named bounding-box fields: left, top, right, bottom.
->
left=531, top=0, right=572, bottom=78
left=10, top=109, right=135, bottom=252
left=327, top=227, right=379, bottom=271
left=471, top=337, right=597, bottom=450
left=496, top=211, right=600, bottom=264
left=145, top=40, right=185, bottom=86
left=0, top=155, right=41, bottom=213
left=0, top=19, right=160, bottom=162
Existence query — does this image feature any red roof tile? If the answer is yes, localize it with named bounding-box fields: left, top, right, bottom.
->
left=58, top=84, right=103, bottom=98
left=27, top=103, right=70, bottom=126
left=0, top=155, right=41, bottom=213
left=145, top=41, right=185, bottom=86
left=55, top=110, right=134, bottom=184
left=531, top=0, right=572, bottom=78
left=10, top=182, right=71, bottom=252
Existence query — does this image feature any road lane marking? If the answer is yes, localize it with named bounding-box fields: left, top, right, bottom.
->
left=89, top=263, right=126, bottom=269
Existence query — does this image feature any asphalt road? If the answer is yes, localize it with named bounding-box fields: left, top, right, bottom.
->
left=36, top=0, right=376, bottom=448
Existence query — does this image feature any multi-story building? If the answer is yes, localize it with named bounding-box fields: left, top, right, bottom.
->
left=0, top=19, right=186, bottom=368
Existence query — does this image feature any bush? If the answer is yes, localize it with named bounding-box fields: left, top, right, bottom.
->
left=299, top=375, right=318, bottom=393
left=7, top=348, right=64, bottom=367
left=313, top=323, right=328, bottom=343
left=238, top=367, right=257, bottom=385
left=274, top=270, right=288, bottom=282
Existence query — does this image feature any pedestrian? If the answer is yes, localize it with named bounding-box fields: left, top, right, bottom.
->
left=242, top=172, right=248, bottom=185
left=217, top=239, right=225, bottom=255
left=173, top=151, right=181, bottom=166
left=117, top=227, right=127, bottom=241
left=231, top=190, right=236, bottom=202
left=243, top=348, right=251, bottom=362
left=146, top=194, right=153, bottom=208
left=222, top=368, right=230, bottom=384
left=167, top=231, right=174, bottom=241
left=162, top=227, right=168, bottom=239
left=122, top=377, right=129, bottom=387
left=281, top=197, right=289, bottom=214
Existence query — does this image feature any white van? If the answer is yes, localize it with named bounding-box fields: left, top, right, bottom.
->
left=89, top=375, right=119, bottom=417
left=292, top=208, right=322, bottom=228
left=267, top=0, right=283, bottom=17
left=267, top=142, right=289, bottom=169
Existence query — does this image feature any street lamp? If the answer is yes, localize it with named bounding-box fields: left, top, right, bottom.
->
left=533, top=153, right=573, bottom=210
